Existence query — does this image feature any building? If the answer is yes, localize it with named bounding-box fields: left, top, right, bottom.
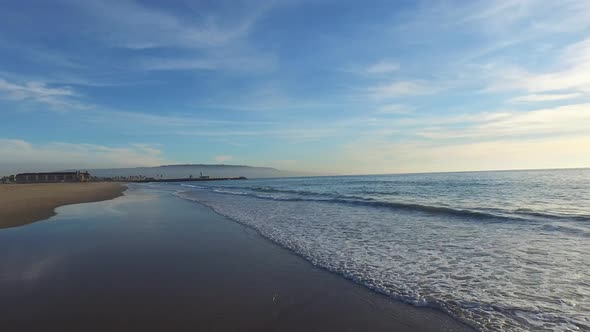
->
left=15, top=171, right=90, bottom=184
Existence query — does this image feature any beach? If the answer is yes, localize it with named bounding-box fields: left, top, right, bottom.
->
left=0, top=182, right=126, bottom=229
left=172, top=171, right=590, bottom=331
left=0, top=185, right=472, bottom=332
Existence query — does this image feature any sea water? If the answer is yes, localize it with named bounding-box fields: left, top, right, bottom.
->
left=158, top=169, right=589, bottom=331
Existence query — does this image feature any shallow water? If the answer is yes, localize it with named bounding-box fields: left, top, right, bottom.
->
left=167, top=169, right=590, bottom=331
left=0, top=185, right=472, bottom=332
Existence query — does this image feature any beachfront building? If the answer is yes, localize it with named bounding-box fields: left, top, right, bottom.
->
left=15, top=171, right=90, bottom=184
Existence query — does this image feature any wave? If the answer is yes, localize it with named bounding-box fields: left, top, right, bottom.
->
left=173, top=191, right=478, bottom=328
left=513, top=208, right=590, bottom=222
left=176, top=182, right=590, bottom=226
left=169, top=181, right=590, bottom=331
left=202, top=188, right=535, bottom=223
left=246, top=186, right=372, bottom=201
left=247, top=186, right=408, bottom=199
left=180, top=184, right=209, bottom=189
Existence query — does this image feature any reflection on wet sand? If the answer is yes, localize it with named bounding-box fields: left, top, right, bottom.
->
left=0, top=187, right=472, bottom=332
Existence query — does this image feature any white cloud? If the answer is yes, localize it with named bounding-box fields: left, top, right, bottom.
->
left=369, top=80, right=435, bottom=99
left=364, top=60, right=400, bottom=74
left=0, top=79, right=74, bottom=99
left=0, top=78, right=90, bottom=111
left=447, top=0, right=590, bottom=39
left=342, top=135, right=590, bottom=174
left=376, top=104, right=413, bottom=114
left=415, top=103, right=590, bottom=140
left=331, top=102, right=590, bottom=174
left=71, top=0, right=271, bottom=49
left=63, top=0, right=278, bottom=74
left=0, top=139, right=168, bottom=174
left=214, top=155, right=233, bottom=163
left=480, top=103, right=590, bottom=134
left=510, top=93, right=582, bottom=103
left=0, top=0, right=277, bottom=78
left=485, top=38, right=590, bottom=94
left=383, top=1, right=590, bottom=102
left=491, top=0, right=589, bottom=33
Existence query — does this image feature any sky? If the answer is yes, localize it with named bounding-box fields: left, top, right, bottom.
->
left=1, top=0, right=590, bottom=175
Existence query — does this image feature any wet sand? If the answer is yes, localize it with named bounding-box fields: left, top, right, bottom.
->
left=0, top=182, right=126, bottom=229
left=0, top=186, right=473, bottom=332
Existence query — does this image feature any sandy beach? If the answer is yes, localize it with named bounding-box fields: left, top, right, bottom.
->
left=0, top=185, right=473, bottom=332
left=0, top=182, right=126, bottom=229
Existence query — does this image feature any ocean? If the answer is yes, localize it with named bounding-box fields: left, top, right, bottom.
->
left=151, top=168, right=589, bottom=331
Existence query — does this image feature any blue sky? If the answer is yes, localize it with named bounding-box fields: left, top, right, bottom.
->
left=1, top=0, right=590, bottom=174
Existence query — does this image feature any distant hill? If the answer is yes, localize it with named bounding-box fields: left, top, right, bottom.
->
left=69, top=164, right=317, bottom=179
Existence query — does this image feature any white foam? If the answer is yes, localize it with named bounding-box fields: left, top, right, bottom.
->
left=176, top=188, right=590, bottom=332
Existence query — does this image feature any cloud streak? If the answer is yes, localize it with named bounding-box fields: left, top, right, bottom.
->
left=342, top=135, right=590, bottom=174
left=0, top=139, right=169, bottom=174
left=364, top=60, right=400, bottom=75
left=70, top=0, right=271, bottom=49
left=509, top=93, right=583, bottom=103
left=0, top=78, right=91, bottom=111
left=369, top=81, right=436, bottom=99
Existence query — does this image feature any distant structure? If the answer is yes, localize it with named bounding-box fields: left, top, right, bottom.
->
left=15, top=171, right=90, bottom=184
left=199, top=172, right=210, bottom=179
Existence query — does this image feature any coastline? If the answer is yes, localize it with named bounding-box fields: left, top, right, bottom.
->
left=0, top=182, right=126, bottom=229
left=0, top=186, right=473, bottom=331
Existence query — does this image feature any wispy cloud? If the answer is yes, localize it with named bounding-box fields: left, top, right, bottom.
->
left=2, top=0, right=590, bottom=174
left=79, top=109, right=343, bottom=142
left=383, top=1, right=590, bottom=100
left=0, top=139, right=169, bottom=174
left=67, top=0, right=278, bottom=74
left=364, top=60, right=400, bottom=75
left=0, top=78, right=89, bottom=111
left=484, top=38, right=590, bottom=94
left=0, top=79, right=75, bottom=99
left=329, top=101, right=590, bottom=173
left=394, top=103, right=590, bottom=140
left=369, top=80, right=436, bottom=99
left=376, top=104, right=414, bottom=114
left=342, top=135, right=590, bottom=174
left=510, top=93, right=583, bottom=103
left=465, top=0, right=590, bottom=35
left=0, top=0, right=277, bottom=86
left=70, top=0, right=272, bottom=49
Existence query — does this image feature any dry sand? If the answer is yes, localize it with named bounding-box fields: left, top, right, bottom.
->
left=0, top=182, right=126, bottom=229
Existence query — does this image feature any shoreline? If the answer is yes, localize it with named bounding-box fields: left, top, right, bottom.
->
left=189, top=196, right=476, bottom=331
left=0, top=186, right=473, bottom=331
left=0, top=182, right=127, bottom=229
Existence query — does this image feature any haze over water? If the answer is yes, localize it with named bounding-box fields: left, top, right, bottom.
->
left=164, top=168, right=590, bottom=331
